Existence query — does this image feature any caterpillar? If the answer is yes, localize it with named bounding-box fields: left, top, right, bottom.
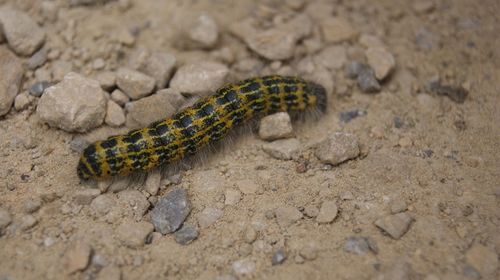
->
left=77, top=75, right=327, bottom=180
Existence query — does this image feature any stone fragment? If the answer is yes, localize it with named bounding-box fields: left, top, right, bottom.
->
left=105, top=100, right=125, bottom=127
left=427, top=81, right=468, bottom=104
left=94, top=71, right=116, bottom=91
left=116, top=68, right=155, bottom=100
left=262, top=138, right=301, bottom=160
left=27, top=48, right=47, bottom=70
left=303, top=205, right=319, bottom=218
left=144, top=169, right=161, bottom=196
left=90, top=194, right=115, bottom=216
left=29, top=81, right=51, bottom=97
left=316, top=201, right=338, bottom=223
left=299, top=243, right=318, bottom=260
left=272, top=248, right=286, bottom=265
left=151, top=188, right=190, bottom=234
left=96, top=266, right=121, bottom=280
left=14, top=92, right=33, bottom=111
left=37, top=72, right=107, bottom=132
left=275, top=206, right=303, bottom=228
left=116, top=220, right=154, bottom=248
left=74, top=189, right=101, bottom=205
left=374, top=212, right=413, bottom=239
left=64, top=241, right=92, bottom=274
left=366, top=47, right=396, bottom=80
left=232, top=259, right=256, bottom=275
left=390, top=200, right=408, bottom=214
left=313, top=45, right=347, bottom=70
left=0, top=47, right=24, bottom=116
left=344, top=236, right=378, bottom=255
left=258, top=112, right=294, bottom=141
left=51, top=60, right=73, bottom=81
left=174, top=224, right=199, bottom=245
left=320, top=17, right=357, bottom=43
left=197, top=207, right=223, bottom=228
left=0, top=7, right=46, bottom=56
left=187, top=13, right=219, bottom=48
left=117, top=190, right=150, bottom=220
left=315, top=132, right=360, bottom=165
left=465, top=243, right=498, bottom=277
left=129, top=49, right=176, bottom=89
left=110, top=89, right=129, bottom=106
left=170, top=61, right=228, bottom=96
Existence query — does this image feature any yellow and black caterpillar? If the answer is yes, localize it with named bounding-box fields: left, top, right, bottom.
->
left=77, top=75, right=327, bottom=180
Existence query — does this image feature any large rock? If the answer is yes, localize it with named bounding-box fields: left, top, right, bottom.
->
left=0, top=47, right=24, bottom=116
left=0, top=7, right=46, bottom=56
left=37, top=72, right=107, bottom=132
left=170, top=61, right=228, bottom=96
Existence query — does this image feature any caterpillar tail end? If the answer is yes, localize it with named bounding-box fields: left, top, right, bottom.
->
left=305, top=81, right=328, bottom=112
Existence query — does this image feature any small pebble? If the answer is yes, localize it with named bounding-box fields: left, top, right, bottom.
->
left=129, top=49, right=176, bottom=89
left=170, top=61, right=228, bottom=96
left=0, top=47, right=24, bottom=117
left=258, top=112, right=294, bottom=141
left=117, top=190, right=150, bottom=220
left=366, top=47, right=396, bottom=80
left=316, top=201, right=338, bottom=223
left=320, top=17, right=358, bottom=43
left=339, top=109, right=367, bottom=123
left=24, top=197, right=42, bottom=213
left=29, top=81, right=52, bottom=97
left=187, top=13, right=219, bottom=48
left=0, top=208, right=12, bottom=232
left=151, top=188, right=191, bottom=234
left=95, top=71, right=117, bottom=91
left=314, top=132, right=360, bottom=165
left=465, top=243, right=499, bottom=278
left=313, top=45, right=347, bottom=70
left=116, top=68, right=156, bottom=100
left=344, top=236, right=378, bottom=255
left=105, top=100, right=126, bottom=127
left=262, top=138, right=301, bottom=160
left=64, top=241, right=92, bottom=274
left=96, top=266, right=121, bottom=280
left=224, top=189, right=241, bottom=206
left=340, top=191, right=355, bottom=200
left=110, top=89, right=130, bottom=106
left=197, top=207, right=223, bottom=228
left=299, top=243, right=318, bottom=260
left=244, top=227, right=257, bottom=243
left=90, top=194, right=115, bottom=216
left=14, top=93, right=33, bottom=111
left=374, top=212, right=413, bottom=239
left=275, top=206, right=303, bottom=228
left=117, top=220, right=154, bottom=248
left=272, top=248, right=286, bottom=265
left=74, top=189, right=101, bottom=205
left=427, top=81, right=468, bottom=103
left=236, top=179, right=259, bottom=195
left=390, top=200, right=408, bottom=214
left=20, top=214, right=38, bottom=231
left=413, top=0, right=435, bottom=14
left=357, top=66, right=381, bottom=93
left=303, top=205, right=319, bottom=218
left=174, top=224, right=199, bottom=245
left=232, top=259, right=256, bottom=275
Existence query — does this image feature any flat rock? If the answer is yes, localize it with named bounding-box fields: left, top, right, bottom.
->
left=0, top=47, right=24, bottom=116
left=316, top=201, right=338, bottom=223
left=37, top=72, right=107, bottom=132
left=105, top=100, right=125, bottom=127
left=262, top=138, right=301, bottom=160
left=116, top=220, right=154, bottom=248
left=64, top=241, right=92, bottom=274
left=465, top=243, right=498, bottom=277
left=116, top=68, right=155, bottom=100
left=275, top=206, right=303, bottom=228
left=315, top=132, right=360, bottom=165
left=151, top=188, right=191, bottom=234
left=366, top=47, right=396, bottom=80
left=125, top=88, right=184, bottom=129
left=374, top=212, right=413, bottom=239
left=320, top=17, right=358, bottom=43
left=198, top=207, right=223, bottom=228
left=170, top=61, right=228, bottom=96
left=0, top=7, right=45, bottom=56
left=129, top=49, right=176, bottom=89
left=174, top=224, right=199, bottom=245
left=258, top=112, right=294, bottom=141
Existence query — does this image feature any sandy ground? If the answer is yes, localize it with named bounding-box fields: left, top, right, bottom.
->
left=0, top=0, right=499, bottom=279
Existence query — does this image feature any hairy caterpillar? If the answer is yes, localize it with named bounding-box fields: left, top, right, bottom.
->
left=77, top=75, right=327, bottom=180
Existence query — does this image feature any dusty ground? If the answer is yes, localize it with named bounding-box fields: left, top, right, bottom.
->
left=0, top=0, right=499, bottom=279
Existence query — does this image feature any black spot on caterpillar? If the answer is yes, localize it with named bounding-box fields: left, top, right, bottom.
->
left=77, top=75, right=327, bottom=180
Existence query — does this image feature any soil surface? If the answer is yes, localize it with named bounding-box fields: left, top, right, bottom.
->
left=0, top=0, right=499, bottom=279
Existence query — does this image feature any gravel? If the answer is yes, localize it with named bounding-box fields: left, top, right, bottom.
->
left=174, top=224, right=199, bottom=245
left=374, top=212, right=413, bottom=239
left=64, top=241, right=92, bottom=274
left=314, top=132, right=360, bottom=165
left=197, top=207, right=223, bottom=228
left=316, top=201, right=338, bottom=223
left=116, top=68, right=156, bottom=100
left=29, top=81, right=52, bottom=97
left=117, top=220, right=154, bottom=248
left=0, top=7, right=46, bottom=56
left=151, top=188, right=191, bottom=234
left=262, top=138, right=302, bottom=160
left=272, top=248, right=286, bottom=265
left=0, top=47, right=24, bottom=117
left=169, top=61, right=229, bottom=96
left=275, top=206, right=303, bottom=228
left=258, top=112, right=294, bottom=141
left=36, top=72, right=107, bottom=132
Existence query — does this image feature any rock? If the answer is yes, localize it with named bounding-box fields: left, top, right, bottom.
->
left=339, top=109, right=367, bottom=123
left=358, top=34, right=385, bottom=49
left=0, top=7, right=46, bottom=56
left=51, top=60, right=73, bottom=82
left=37, top=72, right=107, bottom=132
left=374, top=212, right=413, bottom=239
left=262, top=138, right=301, bottom=160
left=151, top=188, right=191, bottom=234
left=0, top=47, right=24, bottom=116
left=244, top=227, right=257, bottom=243
left=315, top=132, right=360, bottom=165
left=96, top=266, right=121, bottom=280
left=258, top=112, right=294, bottom=141
left=224, top=189, right=241, bottom=206
left=90, top=194, right=115, bottom=215
left=187, top=13, right=219, bottom=49
left=170, top=61, right=228, bottom=96
left=197, top=207, right=223, bottom=228
left=465, top=243, right=498, bottom=277
left=144, top=169, right=161, bottom=196
left=14, top=92, right=33, bottom=111
left=313, top=45, right=347, bottom=70
left=110, top=89, right=129, bottom=106
left=69, top=137, right=90, bottom=153
left=390, top=200, right=408, bottom=214
left=29, top=81, right=51, bottom=97
left=275, top=206, right=303, bottom=228
left=344, top=236, right=378, bottom=255
left=117, top=190, right=150, bottom=220
left=366, top=47, right=396, bottom=80
left=116, top=220, right=154, bottom=248
left=320, top=17, right=358, bottom=43
left=105, top=100, right=125, bottom=127
left=0, top=208, right=12, bottom=232
left=304, top=205, right=319, bottom=218
left=94, top=71, right=116, bottom=91
left=27, top=48, right=48, bottom=70
left=125, top=88, right=183, bottom=129
left=116, top=68, right=155, bottom=100
left=74, top=189, right=101, bottom=205
left=24, top=197, right=42, bottom=213
left=232, top=259, right=256, bottom=275
left=427, top=81, right=468, bottom=104
left=64, top=241, right=92, bottom=274
left=20, top=214, right=38, bottom=231
left=174, top=224, right=199, bottom=245
left=235, top=179, right=259, bottom=195
left=272, top=248, right=286, bottom=265
left=129, top=49, right=176, bottom=89
left=316, top=201, right=338, bottom=223
left=299, top=243, right=318, bottom=260
left=345, top=61, right=381, bottom=93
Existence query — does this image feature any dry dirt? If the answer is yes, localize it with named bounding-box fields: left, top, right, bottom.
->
left=0, top=0, right=499, bottom=279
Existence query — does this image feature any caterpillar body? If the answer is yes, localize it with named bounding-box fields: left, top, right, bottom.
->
left=77, top=75, right=327, bottom=180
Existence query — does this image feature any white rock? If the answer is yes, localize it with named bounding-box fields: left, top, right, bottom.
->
left=0, top=47, right=24, bottom=116
left=37, top=72, right=107, bottom=132
left=314, top=132, right=360, bottom=165
left=320, top=17, right=358, bottom=43
left=316, top=201, right=338, bottom=223
left=313, top=45, right=347, bottom=70
left=125, top=88, right=184, bottom=129
left=197, top=207, right=223, bottom=228
left=116, top=68, right=155, bottom=100
left=0, top=7, right=46, bottom=56
left=105, top=100, right=125, bottom=127
left=262, top=138, right=301, bottom=160
left=366, top=47, right=396, bottom=80
left=258, top=112, right=294, bottom=141
left=170, top=61, right=228, bottom=96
